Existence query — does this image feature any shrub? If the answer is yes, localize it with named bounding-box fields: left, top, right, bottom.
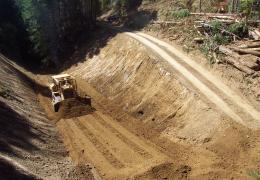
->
left=210, top=20, right=223, bottom=34
left=213, top=33, right=230, bottom=45
left=248, top=170, right=260, bottom=180
left=228, top=22, right=248, bottom=38
left=172, top=9, right=190, bottom=19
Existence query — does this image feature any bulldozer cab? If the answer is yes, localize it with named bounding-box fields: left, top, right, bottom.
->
left=49, top=74, right=92, bottom=113
left=50, top=74, right=77, bottom=99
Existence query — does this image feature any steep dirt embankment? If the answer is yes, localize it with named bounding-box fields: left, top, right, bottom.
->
left=65, top=33, right=260, bottom=179
left=69, top=34, right=226, bottom=143
left=0, top=54, right=94, bottom=179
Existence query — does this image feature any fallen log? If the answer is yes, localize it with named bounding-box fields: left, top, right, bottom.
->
left=223, top=56, right=255, bottom=74
left=249, top=30, right=260, bottom=40
left=151, top=21, right=182, bottom=25
left=255, top=30, right=260, bottom=37
left=190, top=13, right=237, bottom=16
left=193, top=37, right=204, bottom=43
left=239, top=55, right=260, bottom=71
left=246, top=47, right=260, bottom=51
left=219, top=45, right=238, bottom=57
left=230, top=47, right=260, bottom=57
left=208, top=15, right=236, bottom=20
left=201, top=23, right=240, bottom=39
left=218, top=46, right=260, bottom=73
left=239, top=42, right=260, bottom=49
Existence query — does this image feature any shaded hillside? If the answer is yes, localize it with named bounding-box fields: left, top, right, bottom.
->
left=0, top=54, right=96, bottom=179
left=0, top=0, right=97, bottom=69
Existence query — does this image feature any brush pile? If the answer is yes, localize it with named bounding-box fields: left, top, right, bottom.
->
left=192, top=13, right=260, bottom=74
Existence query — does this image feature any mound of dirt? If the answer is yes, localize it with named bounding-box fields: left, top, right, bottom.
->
left=57, top=97, right=95, bottom=119
left=135, top=163, right=191, bottom=180
left=67, top=164, right=97, bottom=180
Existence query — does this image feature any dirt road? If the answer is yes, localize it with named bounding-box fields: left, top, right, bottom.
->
left=125, top=31, right=260, bottom=129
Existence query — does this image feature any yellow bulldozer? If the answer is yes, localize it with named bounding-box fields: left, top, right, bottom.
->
left=49, top=74, right=78, bottom=112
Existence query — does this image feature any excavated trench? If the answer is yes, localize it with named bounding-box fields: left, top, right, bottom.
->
left=1, top=32, right=260, bottom=179
left=67, top=34, right=229, bottom=143
left=0, top=55, right=98, bottom=179
left=60, top=33, right=260, bottom=179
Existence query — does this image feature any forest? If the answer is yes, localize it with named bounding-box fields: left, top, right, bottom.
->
left=0, top=0, right=259, bottom=68
left=0, top=0, right=97, bottom=68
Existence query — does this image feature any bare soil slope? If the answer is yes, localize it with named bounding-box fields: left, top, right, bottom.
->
left=60, top=33, right=260, bottom=179
left=0, top=54, right=95, bottom=179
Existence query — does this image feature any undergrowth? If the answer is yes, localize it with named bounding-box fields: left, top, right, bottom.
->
left=172, top=9, right=190, bottom=19
left=228, top=22, right=248, bottom=38
left=200, top=20, right=248, bottom=65
left=248, top=170, right=260, bottom=180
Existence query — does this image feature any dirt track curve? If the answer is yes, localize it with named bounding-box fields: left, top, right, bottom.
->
left=126, top=31, right=260, bottom=129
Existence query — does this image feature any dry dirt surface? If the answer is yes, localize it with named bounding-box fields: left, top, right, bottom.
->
left=58, top=32, right=260, bottom=179
left=57, top=112, right=169, bottom=179
left=2, top=22, right=260, bottom=179
left=0, top=54, right=96, bottom=179
left=127, top=31, right=260, bottom=129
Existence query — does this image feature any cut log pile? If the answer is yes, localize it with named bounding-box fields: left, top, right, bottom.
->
left=150, top=12, right=260, bottom=75
left=192, top=13, right=260, bottom=40
left=249, top=28, right=260, bottom=40
left=191, top=13, right=260, bottom=74
left=218, top=41, right=260, bottom=74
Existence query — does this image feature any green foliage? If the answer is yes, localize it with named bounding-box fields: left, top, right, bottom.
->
left=208, top=20, right=248, bottom=40
left=239, top=0, right=255, bottom=15
left=100, top=0, right=111, bottom=10
left=248, top=170, right=260, bottom=180
left=15, top=0, right=47, bottom=59
left=100, top=0, right=141, bottom=15
left=212, top=33, right=229, bottom=45
left=200, top=37, right=218, bottom=65
left=210, top=20, right=223, bottom=34
left=172, top=9, right=190, bottom=19
left=228, top=22, right=248, bottom=38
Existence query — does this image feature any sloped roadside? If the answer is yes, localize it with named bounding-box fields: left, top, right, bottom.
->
left=0, top=54, right=95, bottom=179
left=65, top=32, right=260, bottom=179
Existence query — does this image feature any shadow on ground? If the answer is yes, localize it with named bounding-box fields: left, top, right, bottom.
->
left=0, top=102, right=41, bottom=157
left=0, top=158, right=37, bottom=180
left=0, top=59, right=49, bottom=157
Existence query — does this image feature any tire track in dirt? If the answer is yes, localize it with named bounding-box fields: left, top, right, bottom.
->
left=91, top=112, right=153, bottom=159
left=137, top=33, right=260, bottom=119
left=58, top=111, right=168, bottom=179
left=78, top=114, right=162, bottom=166
left=95, top=111, right=165, bottom=158
left=137, top=33, right=260, bottom=118
left=64, top=119, right=118, bottom=175
left=74, top=118, right=125, bottom=169
left=125, top=32, right=260, bottom=129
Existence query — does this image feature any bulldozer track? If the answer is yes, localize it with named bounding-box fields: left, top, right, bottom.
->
left=58, top=112, right=168, bottom=179
left=91, top=113, right=153, bottom=159
left=74, top=118, right=125, bottom=169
